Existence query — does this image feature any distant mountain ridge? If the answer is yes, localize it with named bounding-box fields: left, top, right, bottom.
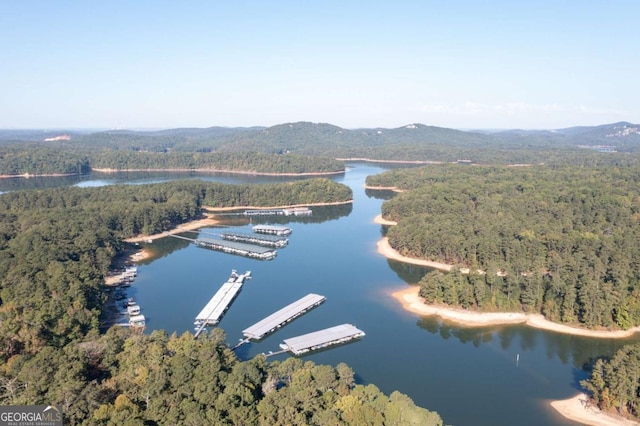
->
left=1, top=121, right=638, bottom=164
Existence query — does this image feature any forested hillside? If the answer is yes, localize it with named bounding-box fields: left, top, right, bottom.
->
left=0, top=143, right=343, bottom=176
left=2, top=121, right=639, bottom=175
left=369, top=164, right=640, bottom=328
left=0, top=179, right=441, bottom=425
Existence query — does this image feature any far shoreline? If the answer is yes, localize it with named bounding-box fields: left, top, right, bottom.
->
left=124, top=200, right=353, bottom=243
left=91, top=167, right=345, bottom=177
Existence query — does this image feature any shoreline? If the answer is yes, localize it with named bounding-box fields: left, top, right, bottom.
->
left=376, top=219, right=640, bottom=337
left=336, top=157, right=444, bottom=165
left=124, top=200, right=353, bottom=243
left=549, top=393, right=640, bottom=426
left=204, top=200, right=352, bottom=212
left=390, top=285, right=640, bottom=338
left=124, top=213, right=223, bottom=243
left=0, top=172, right=76, bottom=179
left=377, top=235, right=452, bottom=272
left=90, top=167, right=345, bottom=177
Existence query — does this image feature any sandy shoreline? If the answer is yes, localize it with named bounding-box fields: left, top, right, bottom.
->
left=204, top=200, right=352, bottom=212
left=391, top=285, right=640, bottom=337
left=377, top=236, right=452, bottom=272
left=124, top=213, right=222, bottom=243
left=392, top=287, right=640, bottom=424
left=91, top=167, right=344, bottom=177
left=124, top=201, right=353, bottom=243
left=550, top=393, right=640, bottom=426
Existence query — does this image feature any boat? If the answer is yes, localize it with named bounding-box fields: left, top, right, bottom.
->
left=129, top=314, right=146, bottom=327
left=127, top=305, right=141, bottom=316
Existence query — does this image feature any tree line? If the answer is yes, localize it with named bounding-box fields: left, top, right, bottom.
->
left=582, top=343, right=640, bottom=421
left=370, top=164, right=640, bottom=329
left=0, top=144, right=344, bottom=176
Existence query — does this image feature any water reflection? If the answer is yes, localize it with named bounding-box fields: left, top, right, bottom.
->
left=0, top=169, right=326, bottom=192
left=416, top=316, right=637, bottom=371
left=386, top=259, right=434, bottom=283
left=364, top=188, right=397, bottom=200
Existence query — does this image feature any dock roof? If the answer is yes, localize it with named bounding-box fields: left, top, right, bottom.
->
left=242, top=293, right=326, bottom=340
left=220, top=231, right=286, bottom=242
left=281, top=324, right=365, bottom=355
left=196, top=236, right=276, bottom=254
left=195, top=281, right=243, bottom=323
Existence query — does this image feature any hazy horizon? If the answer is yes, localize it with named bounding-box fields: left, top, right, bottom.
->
left=2, top=1, right=638, bottom=130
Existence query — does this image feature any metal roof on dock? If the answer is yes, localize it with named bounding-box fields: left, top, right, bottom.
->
left=196, top=237, right=277, bottom=254
left=220, top=231, right=288, bottom=248
left=252, top=225, right=292, bottom=235
left=195, top=281, right=243, bottom=324
left=280, top=324, right=365, bottom=355
left=220, top=231, right=286, bottom=242
left=242, top=293, right=326, bottom=340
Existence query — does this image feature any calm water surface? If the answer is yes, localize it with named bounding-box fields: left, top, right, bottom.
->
left=11, top=164, right=638, bottom=425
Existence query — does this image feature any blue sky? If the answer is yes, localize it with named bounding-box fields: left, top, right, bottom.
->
left=1, top=1, right=638, bottom=129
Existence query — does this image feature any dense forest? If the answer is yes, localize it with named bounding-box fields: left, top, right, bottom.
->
left=0, top=179, right=444, bottom=424
left=369, top=164, right=640, bottom=329
left=582, top=343, right=640, bottom=420
left=0, top=143, right=343, bottom=176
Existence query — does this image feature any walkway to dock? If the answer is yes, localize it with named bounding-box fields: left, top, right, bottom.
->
left=242, top=293, right=326, bottom=340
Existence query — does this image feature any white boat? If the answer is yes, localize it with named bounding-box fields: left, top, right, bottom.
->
left=127, top=305, right=141, bottom=316
left=129, top=314, right=146, bottom=327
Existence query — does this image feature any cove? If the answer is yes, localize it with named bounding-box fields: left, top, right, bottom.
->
left=15, top=163, right=640, bottom=425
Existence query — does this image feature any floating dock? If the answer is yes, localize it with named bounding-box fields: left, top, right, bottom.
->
left=278, top=324, right=365, bottom=355
left=243, top=207, right=311, bottom=217
left=195, top=237, right=277, bottom=260
left=242, top=293, right=326, bottom=340
left=252, top=225, right=292, bottom=236
left=194, top=270, right=252, bottom=337
left=220, top=231, right=288, bottom=248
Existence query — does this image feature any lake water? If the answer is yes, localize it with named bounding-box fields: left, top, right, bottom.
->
left=8, top=164, right=638, bottom=425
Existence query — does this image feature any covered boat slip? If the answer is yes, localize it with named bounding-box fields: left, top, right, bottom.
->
left=219, top=231, right=288, bottom=248
left=279, top=324, right=365, bottom=355
left=195, top=281, right=242, bottom=325
left=242, top=293, right=327, bottom=340
left=195, top=236, right=277, bottom=260
left=252, top=225, right=292, bottom=236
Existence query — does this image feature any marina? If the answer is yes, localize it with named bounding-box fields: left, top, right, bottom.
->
left=194, top=270, right=252, bottom=337
left=242, top=293, right=327, bottom=340
left=277, top=324, right=365, bottom=355
left=194, top=236, right=277, bottom=260
left=219, top=231, right=288, bottom=248
left=252, top=225, right=292, bottom=236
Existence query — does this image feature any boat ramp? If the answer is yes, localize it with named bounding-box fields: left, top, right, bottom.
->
left=219, top=231, right=288, bottom=248
left=242, top=293, right=326, bottom=341
left=277, top=324, right=365, bottom=356
left=194, top=270, right=252, bottom=338
left=252, top=225, right=292, bottom=236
